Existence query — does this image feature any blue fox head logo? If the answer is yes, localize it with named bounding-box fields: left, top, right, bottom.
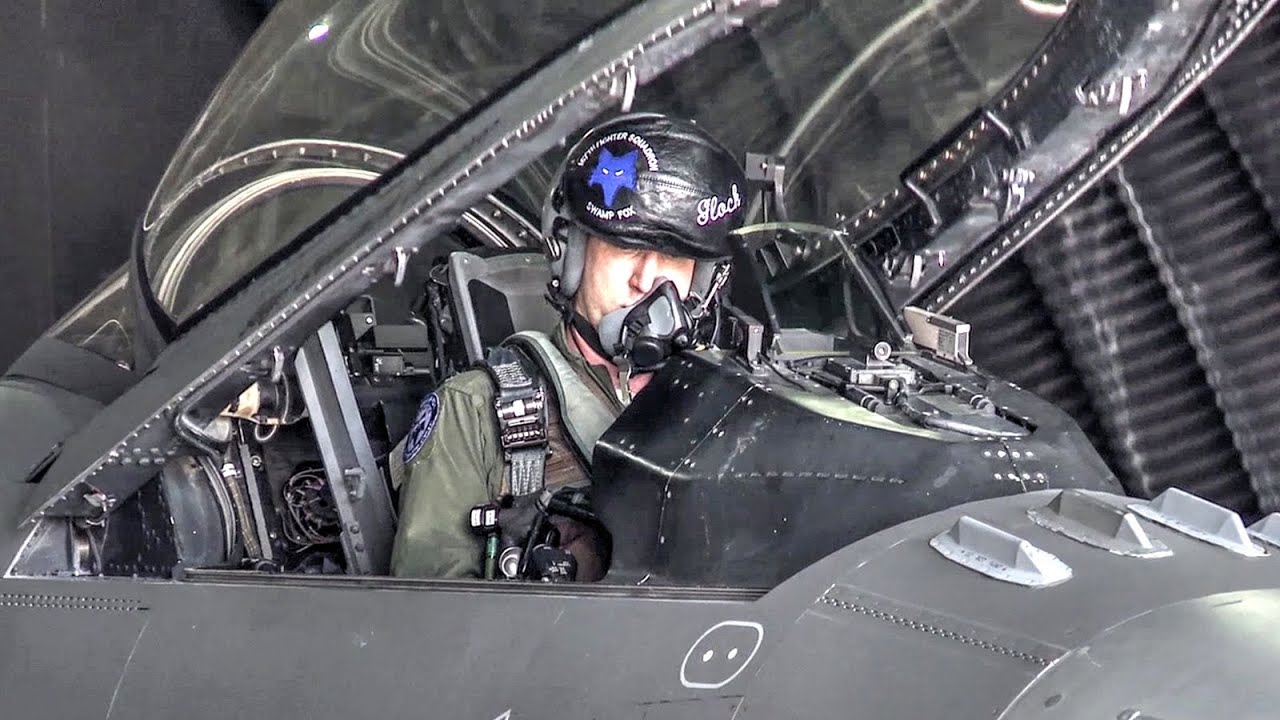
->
left=589, top=149, right=639, bottom=208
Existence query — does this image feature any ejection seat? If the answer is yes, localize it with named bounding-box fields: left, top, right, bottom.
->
left=286, top=249, right=558, bottom=576
left=445, top=249, right=560, bottom=364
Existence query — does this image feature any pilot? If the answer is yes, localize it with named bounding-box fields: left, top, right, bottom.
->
left=389, top=113, right=748, bottom=580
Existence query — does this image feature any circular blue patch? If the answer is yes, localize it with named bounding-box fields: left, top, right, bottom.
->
left=403, top=392, right=440, bottom=464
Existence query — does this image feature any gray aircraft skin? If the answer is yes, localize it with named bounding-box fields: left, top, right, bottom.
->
left=2, top=0, right=1279, bottom=718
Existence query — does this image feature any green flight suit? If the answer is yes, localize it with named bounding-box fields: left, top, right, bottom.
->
left=389, top=323, right=625, bottom=578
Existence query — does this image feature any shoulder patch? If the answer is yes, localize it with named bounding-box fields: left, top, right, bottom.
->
left=403, top=392, right=441, bottom=464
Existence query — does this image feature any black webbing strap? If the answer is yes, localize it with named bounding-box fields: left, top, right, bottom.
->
left=483, top=345, right=548, bottom=497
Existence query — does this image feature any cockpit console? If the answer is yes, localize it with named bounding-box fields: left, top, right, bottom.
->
left=593, top=311, right=1117, bottom=587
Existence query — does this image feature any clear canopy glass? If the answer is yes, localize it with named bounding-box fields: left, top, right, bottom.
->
left=47, top=0, right=1058, bottom=369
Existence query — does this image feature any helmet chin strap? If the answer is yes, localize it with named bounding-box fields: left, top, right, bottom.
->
left=547, top=281, right=609, bottom=358
left=566, top=308, right=634, bottom=404
left=568, top=310, right=612, bottom=361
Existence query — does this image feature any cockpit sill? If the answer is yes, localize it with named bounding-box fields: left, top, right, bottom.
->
left=178, top=567, right=769, bottom=602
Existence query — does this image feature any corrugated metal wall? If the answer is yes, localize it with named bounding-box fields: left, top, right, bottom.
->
left=955, top=8, right=1280, bottom=518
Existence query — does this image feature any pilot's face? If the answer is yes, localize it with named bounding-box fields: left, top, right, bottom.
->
left=573, top=234, right=696, bottom=328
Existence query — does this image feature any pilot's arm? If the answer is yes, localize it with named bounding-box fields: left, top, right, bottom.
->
left=390, top=370, right=503, bottom=578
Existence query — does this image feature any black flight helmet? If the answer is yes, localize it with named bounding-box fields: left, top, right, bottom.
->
left=542, top=113, right=748, bottom=306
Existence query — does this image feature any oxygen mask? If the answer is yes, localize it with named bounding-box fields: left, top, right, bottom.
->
left=596, top=279, right=696, bottom=372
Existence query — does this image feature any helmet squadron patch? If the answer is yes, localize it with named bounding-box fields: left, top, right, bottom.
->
left=590, top=149, right=638, bottom=208
left=577, top=131, right=658, bottom=222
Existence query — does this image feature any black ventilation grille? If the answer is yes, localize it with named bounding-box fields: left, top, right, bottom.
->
left=959, top=9, right=1280, bottom=516
left=1201, top=9, right=1280, bottom=235
left=950, top=258, right=1105, bottom=449
left=1023, top=183, right=1255, bottom=514
left=1116, top=91, right=1280, bottom=514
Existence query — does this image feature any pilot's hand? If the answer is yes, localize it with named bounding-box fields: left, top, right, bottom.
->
left=550, top=516, right=606, bottom=582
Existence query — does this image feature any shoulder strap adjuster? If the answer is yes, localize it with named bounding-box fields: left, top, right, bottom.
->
left=506, top=331, right=617, bottom=464
left=484, top=346, right=548, bottom=496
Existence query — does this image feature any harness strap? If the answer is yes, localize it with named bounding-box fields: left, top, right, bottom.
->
left=483, top=346, right=547, bottom=497
left=506, top=331, right=616, bottom=464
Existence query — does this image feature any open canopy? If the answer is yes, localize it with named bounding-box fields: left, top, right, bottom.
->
left=44, top=0, right=1058, bottom=378
left=134, top=0, right=1055, bottom=329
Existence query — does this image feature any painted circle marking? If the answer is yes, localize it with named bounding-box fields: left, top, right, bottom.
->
left=679, top=620, right=765, bottom=691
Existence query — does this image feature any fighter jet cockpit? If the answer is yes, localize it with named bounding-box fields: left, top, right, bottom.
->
left=10, top=1, right=1280, bottom=715
left=6, top=0, right=1128, bottom=590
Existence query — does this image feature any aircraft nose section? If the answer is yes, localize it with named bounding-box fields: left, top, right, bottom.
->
left=733, top=582, right=1055, bottom=719
left=731, top=487, right=1280, bottom=719
left=999, top=589, right=1280, bottom=719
